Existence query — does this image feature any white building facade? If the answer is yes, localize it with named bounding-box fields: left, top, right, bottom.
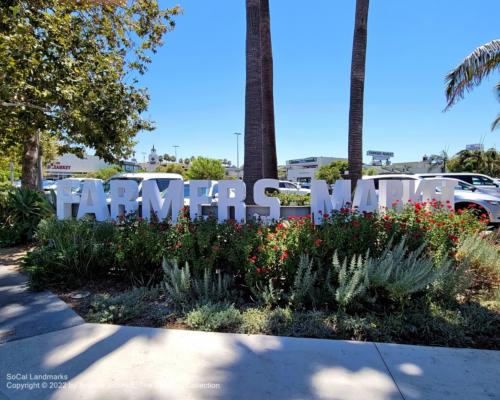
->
left=285, top=156, right=347, bottom=187
left=45, top=153, right=139, bottom=179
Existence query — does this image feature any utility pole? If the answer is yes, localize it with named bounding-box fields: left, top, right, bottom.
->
left=234, top=132, right=242, bottom=169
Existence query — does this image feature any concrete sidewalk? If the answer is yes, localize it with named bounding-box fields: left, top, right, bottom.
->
left=1, top=247, right=499, bottom=400
left=0, top=324, right=499, bottom=400
left=0, top=248, right=84, bottom=343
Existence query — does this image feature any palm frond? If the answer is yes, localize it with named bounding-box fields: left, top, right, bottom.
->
left=492, top=114, right=500, bottom=131
left=445, top=39, right=500, bottom=109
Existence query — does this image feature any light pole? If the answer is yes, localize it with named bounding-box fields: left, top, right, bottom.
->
left=173, top=145, right=179, bottom=161
left=233, top=132, right=242, bottom=169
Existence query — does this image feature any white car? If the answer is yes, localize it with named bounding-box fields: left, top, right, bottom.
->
left=105, top=172, right=183, bottom=204
left=363, top=174, right=500, bottom=224
left=278, top=181, right=311, bottom=195
left=417, top=173, right=500, bottom=196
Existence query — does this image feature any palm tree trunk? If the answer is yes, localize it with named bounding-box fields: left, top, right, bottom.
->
left=21, top=131, right=39, bottom=189
left=347, top=0, right=369, bottom=188
left=260, top=0, right=278, bottom=180
left=244, top=0, right=264, bottom=204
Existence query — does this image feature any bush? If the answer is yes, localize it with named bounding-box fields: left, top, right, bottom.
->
left=0, top=188, right=53, bottom=246
left=86, top=286, right=162, bottom=324
left=25, top=202, right=488, bottom=311
left=185, top=303, right=242, bottom=332
left=456, top=233, right=500, bottom=293
left=268, top=192, right=310, bottom=206
left=162, top=258, right=236, bottom=311
left=24, top=218, right=118, bottom=289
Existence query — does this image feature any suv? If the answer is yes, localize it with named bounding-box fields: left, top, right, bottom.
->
left=417, top=173, right=500, bottom=196
left=363, top=174, right=500, bottom=224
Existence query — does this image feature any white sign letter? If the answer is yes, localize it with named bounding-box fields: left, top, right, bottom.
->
left=253, top=179, right=280, bottom=222
left=56, top=178, right=81, bottom=220
left=77, top=179, right=110, bottom=221
left=378, top=180, right=404, bottom=211
left=110, top=180, right=138, bottom=219
left=353, top=179, right=377, bottom=213
left=189, top=180, right=211, bottom=220
left=218, top=180, right=246, bottom=222
left=142, top=179, right=184, bottom=222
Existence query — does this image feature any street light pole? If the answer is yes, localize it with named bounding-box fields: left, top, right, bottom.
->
left=173, top=145, right=179, bottom=161
left=233, top=132, right=242, bottom=169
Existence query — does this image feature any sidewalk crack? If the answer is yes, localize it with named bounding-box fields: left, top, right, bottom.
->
left=374, top=342, right=406, bottom=400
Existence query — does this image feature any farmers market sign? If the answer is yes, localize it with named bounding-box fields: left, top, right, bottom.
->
left=56, top=178, right=457, bottom=224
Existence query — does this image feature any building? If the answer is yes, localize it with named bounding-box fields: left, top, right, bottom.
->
left=285, top=156, right=347, bottom=186
left=370, top=155, right=446, bottom=175
left=45, top=153, right=139, bottom=179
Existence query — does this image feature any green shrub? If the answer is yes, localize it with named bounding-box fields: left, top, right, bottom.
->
left=328, top=252, right=367, bottom=307
left=268, top=192, right=310, bottom=206
left=185, top=303, right=242, bottom=332
left=456, top=233, right=500, bottom=293
left=0, top=188, right=53, bottom=246
left=114, top=218, right=166, bottom=286
left=365, top=239, right=446, bottom=301
left=162, top=258, right=235, bottom=311
left=86, top=286, right=161, bottom=324
left=24, top=218, right=118, bottom=289
left=288, top=255, right=317, bottom=309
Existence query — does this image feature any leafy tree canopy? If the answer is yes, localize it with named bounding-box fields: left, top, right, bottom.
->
left=316, top=161, right=348, bottom=184
left=85, top=165, right=123, bottom=181
left=0, top=0, right=180, bottom=163
left=156, top=163, right=186, bottom=177
left=186, top=157, right=225, bottom=180
left=447, top=149, right=499, bottom=177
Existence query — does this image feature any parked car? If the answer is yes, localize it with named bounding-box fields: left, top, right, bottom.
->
left=363, top=174, right=500, bottom=225
left=416, top=173, right=500, bottom=196
left=278, top=181, right=311, bottom=195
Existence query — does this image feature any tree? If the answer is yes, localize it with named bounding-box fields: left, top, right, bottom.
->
left=156, top=163, right=186, bottom=177
left=347, top=0, right=370, bottom=188
left=86, top=166, right=123, bottom=181
left=445, top=40, right=500, bottom=131
left=316, top=161, right=348, bottom=184
left=0, top=1, right=180, bottom=188
left=243, top=0, right=277, bottom=204
left=447, top=149, right=499, bottom=176
left=186, top=157, right=225, bottom=180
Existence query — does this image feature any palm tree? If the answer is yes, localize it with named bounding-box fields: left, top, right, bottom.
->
left=445, top=39, right=500, bottom=131
left=260, top=0, right=278, bottom=180
left=243, top=0, right=277, bottom=204
left=347, top=0, right=370, bottom=188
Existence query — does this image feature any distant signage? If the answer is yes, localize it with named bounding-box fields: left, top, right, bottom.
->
left=47, top=163, right=71, bottom=170
left=287, top=157, right=318, bottom=165
left=465, top=144, right=483, bottom=151
left=366, top=151, right=394, bottom=158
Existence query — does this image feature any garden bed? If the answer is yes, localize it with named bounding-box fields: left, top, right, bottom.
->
left=20, top=202, right=498, bottom=350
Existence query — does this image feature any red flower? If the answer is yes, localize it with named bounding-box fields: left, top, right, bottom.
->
left=351, top=220, right=361, bottom=228
left=314, top=238, right=322, bottom=247
left=280, top=250, right=289, bottom=261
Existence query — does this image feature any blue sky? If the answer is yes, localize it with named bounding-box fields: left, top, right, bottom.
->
left=130, top=0, right=499, bottom=165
